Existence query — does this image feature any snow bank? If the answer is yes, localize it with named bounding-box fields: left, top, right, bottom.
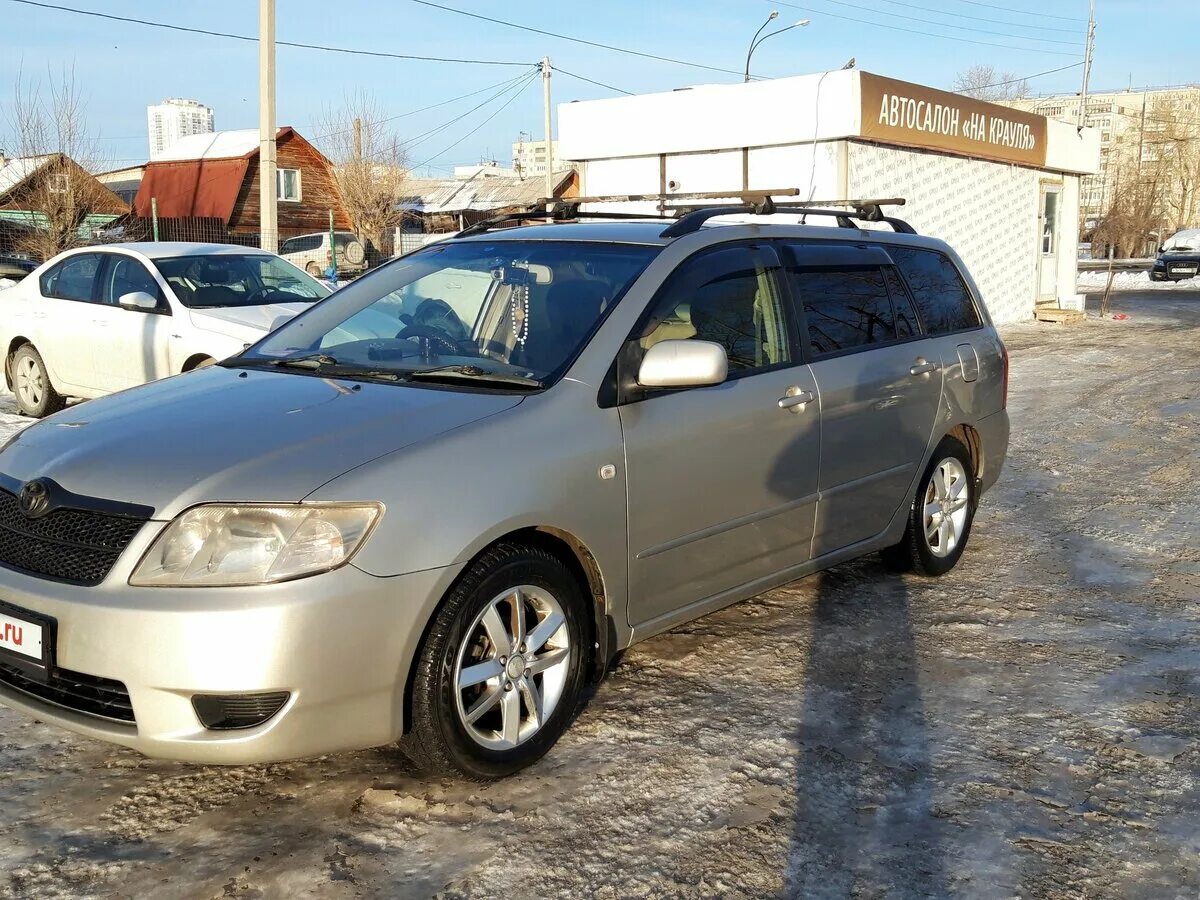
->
left=1076, top=270, right=1200, bottom=292
left=0, top=278, right=15, bottom=291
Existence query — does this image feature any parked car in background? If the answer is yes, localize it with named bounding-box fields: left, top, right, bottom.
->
left=1152, top=228, right=1200, bottom=281
left=0, top=256, right=38, bottom=284
left=279, top=231, right=367, bottom=279
left=0, top=243, right=332, bottom=416
left=0, top=205, right=1008, bottom=780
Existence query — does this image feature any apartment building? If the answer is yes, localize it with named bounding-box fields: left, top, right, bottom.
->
left=147, top=98, right=216, bottom=161
left=1008, top=86, right=1200, bottom=232
left=512, top=137, right=559, bottom=178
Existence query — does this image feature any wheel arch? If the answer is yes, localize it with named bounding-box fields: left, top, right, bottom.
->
left=400, top=525, right=613, bottom=736
left=945, top=422, right=984, bottom=487
left=4, top=336, right=32, bottom=388
left=181, top=353, right=216, bottom=372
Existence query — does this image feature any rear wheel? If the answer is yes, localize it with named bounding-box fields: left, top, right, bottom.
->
left=881, top=436, right=976, bottom=576
left=401, top=542, right=589, bottom=780
left=10, top=344, right=65, bottom=418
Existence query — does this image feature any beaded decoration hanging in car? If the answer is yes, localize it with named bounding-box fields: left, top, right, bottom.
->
left=510, top=282, right=530, bottom=346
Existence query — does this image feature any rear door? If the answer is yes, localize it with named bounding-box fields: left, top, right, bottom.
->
left=782, top=243, right=943, bottom=556
left=31, top=252, right=106, bottom=390
left=888, top=246, right=1002, bottom=417
left=620, top=243, right=821, bottom=629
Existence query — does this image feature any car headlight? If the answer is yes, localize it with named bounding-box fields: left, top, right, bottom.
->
left=130, top=503, right=382, bottom=587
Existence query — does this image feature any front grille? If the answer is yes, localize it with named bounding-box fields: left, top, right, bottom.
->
left=0, top=487, right=147, bottom=585
left=0, top=660, right=134, bottom=723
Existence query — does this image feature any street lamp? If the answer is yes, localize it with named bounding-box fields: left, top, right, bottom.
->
left=744, top=11, right=810, bottom=82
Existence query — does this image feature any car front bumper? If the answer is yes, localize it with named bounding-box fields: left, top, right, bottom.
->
left=0, top=549, right=461, bottom=764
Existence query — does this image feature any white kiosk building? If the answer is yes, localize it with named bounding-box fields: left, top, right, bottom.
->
left=558, top=71, right=1101, bottom=324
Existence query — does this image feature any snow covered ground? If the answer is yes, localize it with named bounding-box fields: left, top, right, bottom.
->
left=1077, top=269, right=1199, bottom=292
left=0, top=290, right=1196, bottom=896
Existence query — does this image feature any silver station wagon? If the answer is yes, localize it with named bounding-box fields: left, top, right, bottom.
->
left=0, top=198, right=1008, bottom=779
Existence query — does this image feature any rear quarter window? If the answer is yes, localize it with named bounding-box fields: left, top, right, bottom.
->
left=890, top=247, right=982, bottom=334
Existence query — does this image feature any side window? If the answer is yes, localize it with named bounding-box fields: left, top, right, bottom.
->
left=890, top=247, right=982, bottom=334
left=39, top=253, right=103, bottom=302
left=637, top=245, right=791, bottom=375
left=101, top=256, right=163, bottom=306
left=790, top=267, right=897, bottom=358
left=882, top=266, right=920, bottom=339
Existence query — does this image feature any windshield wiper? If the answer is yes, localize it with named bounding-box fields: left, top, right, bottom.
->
left=405, top=365, right=543, bottom=389
left=269, top=352, right=339, bottom=370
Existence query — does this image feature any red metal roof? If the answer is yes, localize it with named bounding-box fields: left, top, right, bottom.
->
left=133, top=157, right=249, bottom=220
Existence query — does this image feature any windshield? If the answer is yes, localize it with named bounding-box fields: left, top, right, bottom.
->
left=234, top=239, right=659, bottom=386
left=153, top=254, right=329, bottom=308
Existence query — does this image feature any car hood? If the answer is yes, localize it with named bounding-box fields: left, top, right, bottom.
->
left=189, top=303, right=315, bottom=339
left=1158, top=251, right=1200, bottom=262
left=0, top=367, right=523, bottom=517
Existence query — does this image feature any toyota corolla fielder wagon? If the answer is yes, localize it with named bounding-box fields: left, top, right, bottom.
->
left=0, top=200, right=1008, bottom=779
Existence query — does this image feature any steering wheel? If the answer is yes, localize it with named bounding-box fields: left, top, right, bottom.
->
left=244, top=286, right=273, bottom=306
left=395, top=324, right=462, bottom=356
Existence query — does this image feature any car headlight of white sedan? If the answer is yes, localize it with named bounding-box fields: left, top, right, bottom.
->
left=131, top=503, right=382, bottom=587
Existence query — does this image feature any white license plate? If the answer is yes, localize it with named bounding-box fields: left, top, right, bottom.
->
left=0, top=610, right=44, bottom=661
left=1173, top=266, right=1197, bottom=274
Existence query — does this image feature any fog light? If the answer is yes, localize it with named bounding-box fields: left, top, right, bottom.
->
left=192, top=692, right=290, bottom=730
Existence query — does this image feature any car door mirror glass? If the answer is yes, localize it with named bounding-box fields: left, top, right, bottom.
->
left=118, top=291, right=158, bottom=312
left=637, top=339, right=728, bottom=389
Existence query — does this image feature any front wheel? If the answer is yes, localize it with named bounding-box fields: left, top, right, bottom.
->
left=10, top=344, right=65, bottom=418
left=400, top=542, right=590, bottom=780
left=881, top=436, right=976, bottom=576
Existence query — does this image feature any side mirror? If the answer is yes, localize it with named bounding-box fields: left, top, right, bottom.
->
left=637, top=339, right=728, bottom=389
left=268, top=313, right=295, bottom=333
left=118, top=291, right=158, bottom=312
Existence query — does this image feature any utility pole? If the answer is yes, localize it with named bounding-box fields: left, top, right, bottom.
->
left=1078, top=0, right=1096, bottom=133
left=542, top=57, right=554, bottom=209
left=258, top=0, right=278, bottom=252
left=353, top=118, right=363, bottom=161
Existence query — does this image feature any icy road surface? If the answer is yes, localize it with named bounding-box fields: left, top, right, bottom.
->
left=0, top=291, right=1198, bottom=898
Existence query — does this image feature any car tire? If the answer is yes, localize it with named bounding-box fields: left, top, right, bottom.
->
left=305, top=262, right=322, bottom=277
left=880, top=436, right=976, bottom=577
left=400, top=541, right=591, bottom=780
left=10, top=344, right=65, bottom=418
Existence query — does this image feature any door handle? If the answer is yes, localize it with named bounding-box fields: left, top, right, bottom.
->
left=909, top=360, right=940, bottom=376
left=778, top=387, right=814, bottom=412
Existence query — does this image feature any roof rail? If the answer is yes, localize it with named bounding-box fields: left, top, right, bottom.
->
left=660, top=198, right=913, bottom=238
left=453, top=208, right=659, bottom=239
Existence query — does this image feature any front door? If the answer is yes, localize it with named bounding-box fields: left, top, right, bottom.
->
left=620, top=244, right=820, bottom=629
left=1037, top=185, right=1061, bottom=302
left=784, top=251, right=943, bottom=557
left=91, top=254, right=171, bottom=391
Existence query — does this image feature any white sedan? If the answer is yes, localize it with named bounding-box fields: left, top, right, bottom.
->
left=0, top=243, right=335, bottom=417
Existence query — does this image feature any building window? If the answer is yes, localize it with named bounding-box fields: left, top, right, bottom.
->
left=48, top=173, right=69, bottom=194
left=277, top=168, right=301, bottom=202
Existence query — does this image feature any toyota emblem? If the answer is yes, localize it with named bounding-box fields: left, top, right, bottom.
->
left=18, top=480, right=51, bottom=519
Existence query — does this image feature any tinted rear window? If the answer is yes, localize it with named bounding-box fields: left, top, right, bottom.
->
left=890, top=247, right=982, bottom=334
left=789, top=267, right=898, bottom=357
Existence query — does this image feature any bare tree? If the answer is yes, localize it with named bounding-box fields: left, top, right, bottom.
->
left=4, top=65, right=119, bottom=260
left=1093, top=97, right=1200, bottom=256
left=952, top=64, right=1030, bottom=102
left=316, top=93, right=409, bottom=257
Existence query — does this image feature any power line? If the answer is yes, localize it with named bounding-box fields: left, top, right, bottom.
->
left=5, top=0, right=532, bottom=66
left=554, top=67, right=635, bottom=97
left=395, top=72, right=540, bottom=156
left=312, top=70, right=537, bottom=142
left=950, top=0, right=1086, bottom=23
left=769, top=1, right=1082, bottom=56
left=410, top=73, right=541, bottom=172
left=869, top=0, right=1081, bottom=34
left=975, top=61, right=1084, bottom=90
left=409, top=0, right=751, bottom=78
left=804, top=0, right=1084, bottom=46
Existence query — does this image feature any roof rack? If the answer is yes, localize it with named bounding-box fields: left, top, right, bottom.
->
left=660, top=198, right=913, bottom=238
left=450, top=190, right=913, bottom=240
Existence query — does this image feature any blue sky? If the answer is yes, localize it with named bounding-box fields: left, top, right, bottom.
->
left=1, top=0, right=1195, bottom=175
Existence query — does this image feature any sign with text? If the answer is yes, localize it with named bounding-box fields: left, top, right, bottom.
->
left=860, top=73, right=1048, bottom=168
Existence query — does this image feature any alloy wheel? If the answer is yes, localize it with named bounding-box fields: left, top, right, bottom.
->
left=923, top=457, right=970, bottom=558
left=15, top=356, right=44, bottom=410
left=453, top=585, right=571, bottom=751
